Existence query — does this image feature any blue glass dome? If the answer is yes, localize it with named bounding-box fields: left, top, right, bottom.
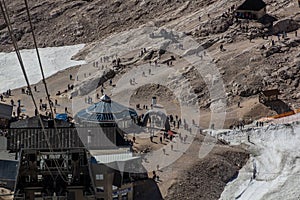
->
left=75, top=95, right=137, bottom=123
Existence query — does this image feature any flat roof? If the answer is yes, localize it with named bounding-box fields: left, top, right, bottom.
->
left=90, top=148, right=131, bottom=155
left=94, top=153, right=139, bottom=164
left=90, top=148, right=140, bottom=163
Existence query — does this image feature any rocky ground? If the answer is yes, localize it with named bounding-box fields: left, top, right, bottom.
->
left=165, top=139, right=249, bottom=200
left=0, top=0, right=216, bottom=52
left=1, top=0, right=300, bottom=199
left=2, top=0, right=300, bottom=125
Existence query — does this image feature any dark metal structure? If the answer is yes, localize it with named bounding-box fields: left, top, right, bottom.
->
left=0, top=103, right=13, bottom=129
left=14, top=148, right=94, bottom=200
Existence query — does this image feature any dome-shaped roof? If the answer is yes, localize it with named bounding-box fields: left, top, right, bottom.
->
left=75, top=95, right=137, bottom=123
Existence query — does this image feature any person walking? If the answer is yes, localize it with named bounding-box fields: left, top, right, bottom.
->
left=220, top=44, right=224, bottom=51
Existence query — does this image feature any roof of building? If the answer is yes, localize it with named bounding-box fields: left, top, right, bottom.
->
left=237, top=0, right=266, bottom=11
left=10, top=115, right=72, bottom=128
left=0, top=103, right=13, bottom=120
left=261, top=89, right=280, bottom=96
left=75, top=95, right=137, bottom=123
left=94, top=152, right=138, bottom=164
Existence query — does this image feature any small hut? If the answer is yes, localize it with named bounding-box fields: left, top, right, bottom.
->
left=259, top=89, right=280, bottom=103
left=235, top=0, right=267, bottom=20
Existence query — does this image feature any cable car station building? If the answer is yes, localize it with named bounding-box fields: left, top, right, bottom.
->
left=4, top=95, right=157, bottom=200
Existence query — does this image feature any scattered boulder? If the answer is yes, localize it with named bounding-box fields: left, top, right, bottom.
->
left=272, top=18, right=299, bottom=34
left=291, top=78, right=299, bottom=88
left=264, top=46, right=281, bottom=57
left=143, top=50, right=154, bottom=60
left=0, top=19, right=6, bottom=31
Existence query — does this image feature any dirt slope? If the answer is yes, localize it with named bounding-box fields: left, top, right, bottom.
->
left=0, top=0, right=216, bottom=52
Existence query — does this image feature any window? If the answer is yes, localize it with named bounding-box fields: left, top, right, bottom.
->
left=96, top=187, right=104, bottom=192
left=96, top=174, right=104, bottom=180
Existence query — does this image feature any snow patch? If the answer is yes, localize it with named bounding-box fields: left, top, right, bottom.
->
left=0, top=44, right=86, bottom=93
left=217, top=123, right=300, bottom=200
